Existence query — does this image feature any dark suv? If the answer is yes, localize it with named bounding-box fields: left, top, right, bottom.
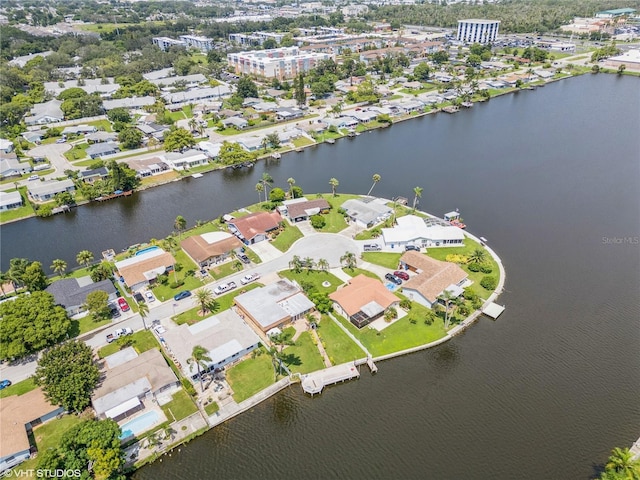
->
left=405, top=245, right=420, bottom=252
left=385, top=273, right=403, bottom=285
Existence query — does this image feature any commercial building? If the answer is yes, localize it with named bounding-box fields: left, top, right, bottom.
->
left=456, top=19, right=500, bottom=44
left=227, top=46, right=333, bottom=80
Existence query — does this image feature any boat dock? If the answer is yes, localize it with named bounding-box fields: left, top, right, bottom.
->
left=442, top=106, right=460, bottom=114
left=95, top=190, right=132, bottom=202
left=482, top=302, right=506, bottom=319
left=301, top=363, right=360, bottom=396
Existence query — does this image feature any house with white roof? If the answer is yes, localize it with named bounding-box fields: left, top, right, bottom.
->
left=27, top=179, right=75, bottom=202
left=0, top=156, right=32, bottom=178
left=0, top=191, right=23, bottom=211
left=162, top=149, right=208, bottom=171
left=24, top=99, right=64, bottom=125
left=0, top=139, right=13, bottom=154
left=382, top=215, right=465, bottom=248
left=198, top=141, right=223, bottom=159
left=342, top=198, right=393, bottom=228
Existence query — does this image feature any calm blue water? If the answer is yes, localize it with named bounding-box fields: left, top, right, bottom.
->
left=119, top=410, right=161, bottom=439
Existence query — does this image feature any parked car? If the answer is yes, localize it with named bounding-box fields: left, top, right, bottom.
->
left=363, top=244, right=382, bottom=252
left=237, top=253, right=250, bottom=264
left=133, top=292, right=144, bottom=304
left=27, top=175, right=39, bottom=181
left=110, top=306, right=121, bottom=319
left=117, top=297, right=130, bottom=312
left=106, top=327, right=133, bottom=343
left=55, top=138, right=66, bottom=144
left=174, top=290, right=192, bottom=301
left=0, top=380, right=12, bottom=390
left=405, top=245, right=420, bottom=252
left=240, top=273, right=260, bottom=285
left=385, top=273, right=403, bottom=285
left=145, top=291, right=155, bottom=302
left=214, top=281, right=237, bottom=295
left=393, top=270, right=410, bottom=281
left=153, top=324, right=166, bottom=335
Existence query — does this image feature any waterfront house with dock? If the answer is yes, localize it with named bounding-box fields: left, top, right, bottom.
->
left=114, top=248, right=176, bottom=292
left=180, top=232, right=243, bottom=268
left=228, top=211, right=282, bottom=244
left=382, top=215, right=465, bottom=248
left=0, top=191, right=23, bottom=211
left=27, top=179, right=75, bottom=202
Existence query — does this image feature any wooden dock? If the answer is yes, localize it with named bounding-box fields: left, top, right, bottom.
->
left=95, top=190, right=132, bottom=202
left=301, top=363, right=360, bottom=396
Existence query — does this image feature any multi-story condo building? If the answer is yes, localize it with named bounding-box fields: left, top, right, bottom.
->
left=152, top=37, right=186, bottom=51
left=227, top=47, right=333, bottom=80
left=178, top=35, right=215, bottom=52
left=229, top=32, right=286, bottom=46
left=456, top=19, right=500, bottom=44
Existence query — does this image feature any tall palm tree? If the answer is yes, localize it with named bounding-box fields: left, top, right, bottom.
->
left=289, top=255, right=303, bottom=273
left=317, top=258, right=329, bottom=271
left=340, top=251, right=357, bottom=269
left=438, top=289, right=455, bottom=330
left=605, top=447, right=640, bottom=478
left=188, top=118, right=198, bottom=133
left=412, top=186, right=423, bottom=213
left=174, top=215, right=187, bottom=238
left=138, top=301, right=149, bottom=330
left=367, top=173, right=381, bottom=196
left=0, top=271, right=7, bottom=298
left=303, top=257, right=315, bottom=273
left=194, top=289, right=217, bottom=316
left=76, top=250, right=94, bottom=269
left=287, top=177, right=296, bottom=198
left=50, top=259, right=67, bottom=277
left=163, top=235, right=177, bottom=254
left=188, top=345, right=212, bottom=393
left=468, top=248, right=487, bottom=265
left=260, top=137, right=269, bottom=153
left=329, top=177, right=339, bottom=197
left=255, top=182, right=264, bottom=203
left=261, top=173, right=274, bottom=199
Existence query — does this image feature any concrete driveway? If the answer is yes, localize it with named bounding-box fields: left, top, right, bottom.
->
left=27, top=143, right=75, bottom=179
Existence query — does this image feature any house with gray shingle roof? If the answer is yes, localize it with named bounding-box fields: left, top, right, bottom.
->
left=45, top=277, right=118, bottom=315
left=86, top=142, right=119, bottom=159
left=24, top=100, right=64, bottom=125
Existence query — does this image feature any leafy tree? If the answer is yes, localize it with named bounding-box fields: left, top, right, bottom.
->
left=269, top=187, right=286, bottom=203
left=8, top=257, right=31, bottom=288
left=255, top=182, right=264, bottom=203
left=54, top=191, right=75, bottom=207
left=218, top=141, right=257, bottom=166
left=438, top=289, right=455, bottom=330
left=22, top=261, right=48, bottom=291
left=291, top=185, right=304, bottom=199
left=236, top=76, right=259, bottom=99
left=188, top=345, right=212, bottom=392
left=118, top=127, right=143, bottom=149
left=84, top=290, right=111, bottom=321
left=413, top=62, right=431, bottom=82
left=37, top=418, right=125, bottom=479
left=480, top=276, right=497, bottom=290
left=317, top=258, right=329, bottom=271
left=76, top=249, right=94, bottom=268
left=57, top=87, right=87, bottom=101
left=164, top=127, right=195, bottom=152
left=310, top=214, right=326, bottom=229
left=287, top=177, right=296, bottom=198
left=90, top=261, right=114, bottom=282
left=261, top=172, right=274, bottom=198
left=50, top=259, right=67, bottom=277
left=431, top=50, right=449, bottom=64
left=329, top=177, right=339, bottom=197
left=106, top=159, right=140, bottom=192
left=266, top=132, right=281, bottom=149
left=262, top=38, right=277, bottom=50
left=367, top=173, right=381, bottom=196
left=294, top=73, right=306, bottom=106
left=289, top=255, right=303, bottom=273
left=107, top=107, right=131, bottom=123
left=617, top=64, right=626, bottom=75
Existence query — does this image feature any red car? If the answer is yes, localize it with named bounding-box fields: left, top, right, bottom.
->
left=393, top=271, right=410, bottom=281
left=117, top=297, right=130, bottom=312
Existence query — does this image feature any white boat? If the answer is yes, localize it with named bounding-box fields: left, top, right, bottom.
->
left=271, top=152, right=281, bottom=159
left=192, top=173, right=203, bottom=179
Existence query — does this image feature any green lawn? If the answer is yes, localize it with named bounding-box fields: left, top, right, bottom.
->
left=14, top=415, right=84, bottom=472
left=342, top=267, right=380, bottom=280
left=282, top=331, right=325, bottom=374
left=150, top=249, right=203, bottom=300
left=204, top=401, right=219, bottom=416
left=64, top=142, right=89, bottom=161
left=279, top=269, right=343, bottom=294
left=333, top=307, right=447, bottom=357
left=172, top=283, right=262, bottom=325
left=227, top=349, right=277, bottom=403
left=207, top=260, right=240, bottom=280
left=317, top=315, right=365, bottom=364
left=0, top=377, right=37, bottom=398
left=361, top=252, right=402, bottom=270
left=98, top=330, right=159, bottom=358
left=70, top=316, right=112, bottom=337
left=181, top=220, right=225, bottom=238
left=167, top=110, right=187, bottom=122
left=317, top=208, right=348, bottom=233
left=292, top=137, right=315, bottom=148
left=161, top=389, right=198, bottom=422
left=0, top=189, right=34, bottom=223
left=243, top=247, right=262, bottom=264
left=271, top=224, right=304, bottom=252
left=87, top=119, right=113, bottom=132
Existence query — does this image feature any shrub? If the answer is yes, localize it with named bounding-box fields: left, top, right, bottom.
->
left=36, top=204, right=53, bottom=217
left=399, top=298, right=412, bottom=310
left=181, top=377, right=196, bottom=396
left=169, top=280, right=184, bottom=289
left=480, top=276, right=497, bottom=290
left=468, top=262, right=481, bottom=272
left=157, top=274, right=168, bottom=285
left=479, top=264, right=493, bottom=274
left=310, top=214, right=326, bottom=229
left=174, top=263, right=183, bottom=272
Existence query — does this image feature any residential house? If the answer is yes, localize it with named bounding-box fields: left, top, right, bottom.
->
left=79, top=167, right=109, bottom=184
left=136, top=123, right=169, bottom=141
left=125, top=157, right=168, bottom=178
left=325, top=116, right=359, bottom=129
left=180, top=232, right=243, bottom=267
left=24, top=99, right=64, bottom=125
left=0, top=191, right=23, bottom=211
left=0, top=139, right=13, bottom=154
left=22, top=131, right=45, bottom=144
left=234, top=279, right=315, bottom=334
left=45, top=277, right=117, bottom=316
left=350, top=109, right=379, bottom=124
left=221, top=116, right=249, bottom=130
left=92, top=348, right=179, bottom=422
left=275, top=107, right=304, bottom=121
left=381, top=215, right=465, bottom=248
left=43, top=79, right=120, bottom=98
left=399, top=251, right=468, bottom=309
left=114, top=248, right=176, bottom=292
left=0, top=155, right=32, bottom=178
left=62, top=125, right=97, bottom=136
left=198, top=141, right=223, bottom=159
left=342, top=198, right=392, bottom=228
left=281, top=198, right=330, bottom=222
left=86, top=131, right=118, bottom=143
left=238, top=137, right=264, bottom=152
left=102, top=96, right=156, bottom=111
left=149, top=73, right=206, bottom=88
left=161, top=310, right=261, bottom=381
left=0, top=388, right=65, bottom=472
left=86, top=142, right=119, bottom=159
left=162, top=149, right=208, bottom=171
left=228, top=211, right=283, bottom=244
left=27, top=179, right=75, bottom=202
left=329, top=274, right=400, bottom=328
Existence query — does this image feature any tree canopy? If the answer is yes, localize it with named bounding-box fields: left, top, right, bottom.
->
left=163, top=127, right=195, bottom=152
left=0, top=291, right=71, bottom=360
left=218, top=141, right=257, bottom=166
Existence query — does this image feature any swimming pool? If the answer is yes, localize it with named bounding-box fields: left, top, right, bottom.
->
left=119, top=410, right=161, bottom=440
left=135, top=246, right=160, bottom=256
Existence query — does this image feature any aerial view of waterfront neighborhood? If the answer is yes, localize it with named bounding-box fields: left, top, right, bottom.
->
left=0, top=0, right=639, bottom=478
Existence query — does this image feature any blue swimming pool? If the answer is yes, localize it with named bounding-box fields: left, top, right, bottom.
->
left=135, top=246, right=160, bottom=256
left=119, top=410, right=160, bottom=439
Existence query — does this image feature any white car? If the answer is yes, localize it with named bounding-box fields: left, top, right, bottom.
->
left=145, top=291, right=155, bottom=302
left=240, top=273, right=260, bottom=285
left=28, top=175, right=39, bottom=181
left=213, top=281, right=237, bottom=295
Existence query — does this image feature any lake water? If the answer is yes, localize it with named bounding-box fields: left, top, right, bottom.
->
left=2, top=74, right=639, bottom=479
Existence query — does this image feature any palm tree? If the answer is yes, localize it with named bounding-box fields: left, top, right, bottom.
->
left=0, top=271, right=7, bottom=298
left=188, top=118, right=198, bottom=133
left=255, top=182, right=264, bottom=203
left=188, top=345, right=212, bottom=393
left=138, top=301, right=149, bottom=330
left=50, top=259, right=67, bottom=277
left=303, top=257, right=315, bottom=273
left=412, top=186, right=423, bottom=213
left=232, top=260, right=243, bottom=272
left=329, top=177, right=339, bottom=197
left=194, top=289, right=217, bottom=316
left=340, top=251, right=357, bottom=270
left=289, top=255, right=303, bottom=273
left=317, top=258, right=329, bottom=271
left=260, top=137, right=269, bottom=153
left=261, top=173, right=274, bottom=199
left=287, top=177, right=296, bottom=198
left=367, top=173, right=381, bottom=196
left=163, top=235, right=178, bottom=254
left=604, top=447, right=640, bottom=478
left=331, top=102, right=343, bottom=117
left=468, top=248, right=487, bottom=265
left=438, top=289, right=455, bottom=330
left=76, top=250, right=94, bottom=269
left=174, top=215, right=187, bottom=238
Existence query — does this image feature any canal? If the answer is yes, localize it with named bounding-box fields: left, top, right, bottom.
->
left=3, top=74, right=639, bottom=479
